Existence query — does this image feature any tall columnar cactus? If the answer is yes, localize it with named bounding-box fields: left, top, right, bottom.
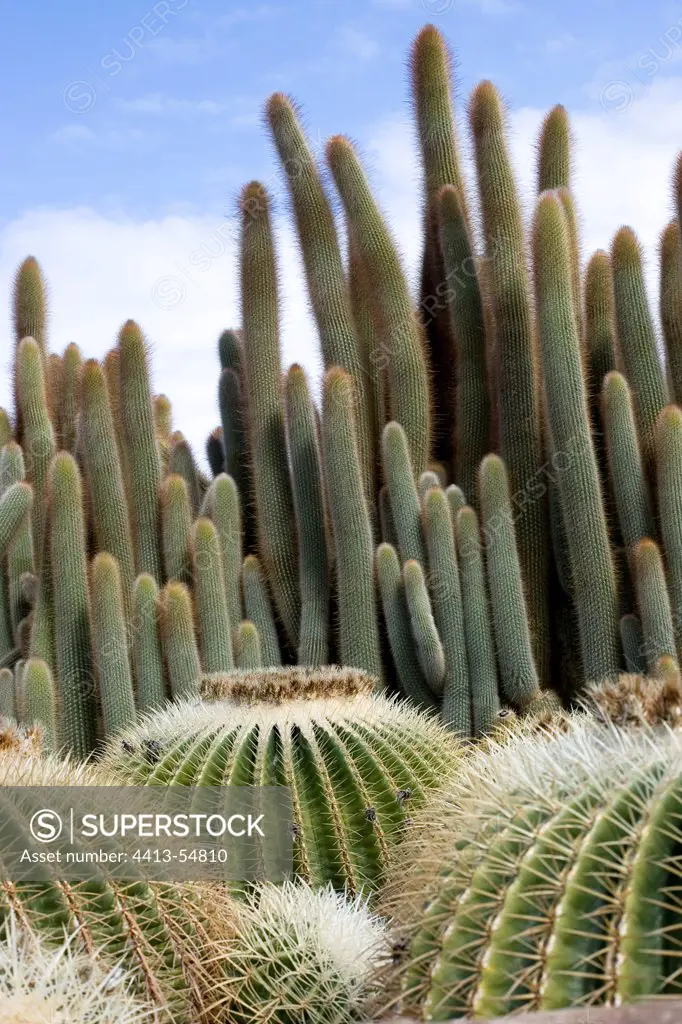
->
left=632, top=538, right=677, bottom=671
left=0, top=448, right=34, bottom=636
left=11, top=257, right=47, bottom=438
left=660, top=220, right=682, bottom=406
left=385, top=719, right=682, bottom=1018
left=158, top=581, right=201, bottom=700
left=584, top=250, right=617, bottom=433
left=533, top=193, right=620, bottom=682
left=168, top=432, right=203, bottom=517
left=79, top=359, right=136, bottom=611
left=620, top=612, right=645, bottom=673
left=15, top=337, right=55, bottom=562
left=326, top=135, right=431, bottom=476
left=611, top=226, right=668, bottom=463
left=382, top=422, right=426, bottom=566
left=45, top=353, right=63, bottom=435
left=0, top=409, right=11, bottom=448
left=422, top=488, right=470, bottom=734
left=131, top=573, right=166, bottom=712
left=266, top=93, right=375, bottom=501
left=602, top=371, right=654, bottom=552
left=411, top=25, right=469, bottom=468
left=239, top=181, right=300, bottom=647
left=376, top=543, right=437, bottom=711
left=403, top=560, right=445, bottom=694
left=455, top=505, right=501, bottom=736
left=23, top=657, right=57, bottom=750
left=89, top=553, right=136, bottom=739
left=218, top=366, right=250, bottom=507
left=160, top=473, right=192, bottom=584
left=437, top=185, right=490, bottom=502
left=479, top=455, right=540, bottom=710
left=59, top=342, right=82, bottom=454
left=0, top=667, right=14, bottom=719
left=105, top=666, right=461, bottom=894
left=348, top=227, right=387, bottom=458
left=154, top=392, right=172, bottom=440
left=469, top=81, right=549, bottom=684
left=203, top=473, right=243, bottom=634
left=537, top=104, right=570, bottom=191
left=655, top=405, right=682, bottom=634
left=0, top=482, right=32, bottom=560
left=118, top=320, right=163, bottom=582
left=322, top=369, right=382, bottom=680
left=284, top=365, right=329, bottom=666
left=49, top=453, right=96, bottom=757
left=242, top=556, right=282, bottom=667
left=206, top=425, right=225, bottom=477
left=191, top=517, right=234, bottom=674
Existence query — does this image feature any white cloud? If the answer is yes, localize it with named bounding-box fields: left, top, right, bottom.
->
left=338, top=27, right=380, bottom=61
left=2, top=74, right=681, bottom=466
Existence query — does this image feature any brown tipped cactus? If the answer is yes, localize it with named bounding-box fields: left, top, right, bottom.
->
left=660, top=220, right=682, bottom=406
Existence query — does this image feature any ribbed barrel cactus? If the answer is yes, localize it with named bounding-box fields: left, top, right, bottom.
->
left=384, top=717, right=682, bottom=1019
left=0, top=746, right=236, bottom=1023
left=103, top=666, right=461, bottom=894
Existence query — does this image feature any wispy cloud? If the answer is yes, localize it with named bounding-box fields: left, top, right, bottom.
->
left=338, top=27, right=380, bottom=61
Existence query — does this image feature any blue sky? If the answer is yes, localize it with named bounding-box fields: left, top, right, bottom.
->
left=2, top=0, right=682, bottom=457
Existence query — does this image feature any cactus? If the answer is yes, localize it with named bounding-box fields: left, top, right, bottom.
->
left=267, top=93, right=375, bottom=501
left=206, top=426, right=224, bottom=477
left=385, top=718, right=682, bottom=1018
left=322, top=370, right=382, bottom=679
left=49, top=453, right=97, bottom=757
left=168, top=431, right=203, bottom=517
left=437, top=185, right=490, bottom=502
left=11, top=256, right=47, bottom=356
left=0, top=754, right=236, bottom=1022
left=22, top=657, right=56, bottom=750
left=620, top=612, right=646, bottom=674
left=611, top=227, right=668, bottom=463
left=0, top=481, right=32, bottom=560
left=218, top=882, right=387, bottom=1024
left=479, top=455, right=540, bottom=710
left=218, top=366, right=250, bottom=504
left=659, top=221, right=682, bottom=406
left=158, top=582, right=201, bottom=700
left=403, top=560, right=445, bottom=694
left=422, top=488, right=470, bottom=734
left=284, top=365, right=329, bottom=666
left=89, top=552, right=136, bottom=738
left=191, top=517, right=234, bottom=673
left=15, top=338, right=55, bottom=562
left=584, top=250, right=617, bottom=425
left=455, top=505, right=501, bottom=735
left=632, top=539, right=677, bottom=671
left=655, top=406, right=682, bottom=636
left=382, top=422, right=426, bottom=566
left=104, top=666, right=461, bottom=894
left=242, top=555, right=282, bottom=667
left=411, top=25, right=469, bottom=468
left=239, top=181, right=300, bottom=647
left=0, top=667, right=14, bottom=719
left=234, top=620, right=262, bottom=669
left=79, top=359, right=136, bottom=610
left=326, top=135, right=431, bottom=476
left=118, top=320, right=163, bottom=582
left=132, top=573, right=166, bottom=713
left=602, top=371, right=654, bottom=551
left=533, top=192, right=620, bottom=682
left=469, top=81, right=549, bottom=684
left=375, top=544, right=437, bottom=711
left=204, top=473, right=243, bottom=634
left=160, top=472, right=192, bottom=584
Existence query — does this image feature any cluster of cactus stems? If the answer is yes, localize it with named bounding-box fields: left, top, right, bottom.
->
left=3, top=22, right=682, bottom=755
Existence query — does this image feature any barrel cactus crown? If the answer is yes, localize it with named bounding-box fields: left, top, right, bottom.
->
left=104, top=666, right=462, bottom=894
left=384, top=717, right=682, bottom=1019
left=0, top=750, right=235, bottom=1022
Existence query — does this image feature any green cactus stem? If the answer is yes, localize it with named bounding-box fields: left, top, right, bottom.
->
left=239, top=181, right=300, bottom=647
left=632, top=538, right=677, bottom=672
left=204, top=473, right=243, bottom=636
left=403, top=559, right=446, bottom=696
left=655, top=405, right=682, bottom=637
left=602, top=371, right=654, bottom=552
left=382, top=422, right=426, bottom=566
left=15, top=338, right=55, bottom=564
left=191, top=517, right=234, bottom=674
left=235, top=621, right=262, bottom=669
left=168, top=431, right=203, bottom=518
left=160, top=474, right=192, bottom=585
left=132, top=574, right=166, bottom=713
left=660, top=220, right=682, bottom=406
left=59, top=342, right=82, bottom=454
left=242, top=556, right=282, bottom=668
left=23, top=657, right=57, bottom=751
left=89, top=553, right=136, bottom=739
left=158, top=582, right=201, bottom=700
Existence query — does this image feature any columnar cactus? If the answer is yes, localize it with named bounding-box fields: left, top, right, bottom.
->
left=89, top=552, right=136, bottom=738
